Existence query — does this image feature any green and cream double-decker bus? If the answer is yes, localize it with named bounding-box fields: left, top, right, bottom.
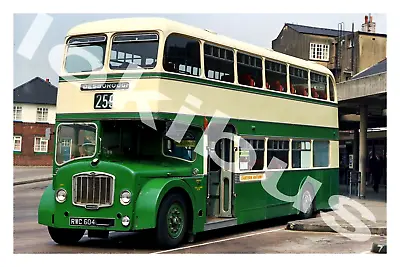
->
left=38, top=17, right=339, bottom=248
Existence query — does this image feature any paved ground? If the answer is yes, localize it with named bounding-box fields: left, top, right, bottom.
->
left=287, top=185, right=387, bottom=239
left=14, top=181, right=385, bottom=254
left=13, top=167, right=52, bottom=185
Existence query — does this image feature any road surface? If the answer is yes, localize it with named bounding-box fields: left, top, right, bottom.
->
left=14, top=181, right=386, bottom=254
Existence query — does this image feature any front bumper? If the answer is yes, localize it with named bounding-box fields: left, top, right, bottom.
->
left=38, top=185, right=135, bottom=232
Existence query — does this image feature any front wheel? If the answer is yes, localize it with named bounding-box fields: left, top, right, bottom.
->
left=156, top=193, right=188, bottom=249
left=48, top=227, right=85, bottom=245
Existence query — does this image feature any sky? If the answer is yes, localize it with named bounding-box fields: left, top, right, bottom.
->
left=13, top=13, right=387, bottom=88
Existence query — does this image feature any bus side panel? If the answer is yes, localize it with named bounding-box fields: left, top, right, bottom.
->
left=133, top=178, right=198, bottom=232
left=234, top=182, right=267, bottom=224
left=329, top=168, right=340, bottom=208
left=289, top=168, right=339, bottom=213
left=38, top=185, right=55, bottom=226
left=234, top=172, right=296, bottom=224
left=314, top=168, right=339, bottom=211
left=233, top=169, right=338, bottom=224
left=183, top=176, right=207, bottom=233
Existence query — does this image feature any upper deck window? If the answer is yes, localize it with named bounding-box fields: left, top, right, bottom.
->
left=310, top=72, right=328, bottom=100
left=204, top=44, right=234, bottom=82
left=237, top=52, right=262, bottom=88
left=265, top=60, right=287, bottom=92
left=110, top=33, right=159, bottom=70
left=163, top=34, right=201, bottom=76
left=65, top=35, right=107, bottom=73
left=289, top=66, right=309, bottom=96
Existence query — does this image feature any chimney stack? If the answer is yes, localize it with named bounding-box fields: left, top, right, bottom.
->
left=361, top=14, right=376, bottom=33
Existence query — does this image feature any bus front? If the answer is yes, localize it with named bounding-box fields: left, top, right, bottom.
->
left=38, top=22, right=204, bottom=248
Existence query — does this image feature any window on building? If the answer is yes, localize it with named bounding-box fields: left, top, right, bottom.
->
left=310, top=72, right=328, bottom=100
left=313, top=141, right=330, bottom=167
left=348, top=38, right=354, bottom=48
left=239, top=138, right=264, bottom=171
left=36, top=107, right=49, bottom=122
left=204, top=43, right=234, bottom=82
left=13, top=136, right=22, bottom=152
left=237, top=52, right=263, bottom=88
left=13, top=106, right=22, bottom=121
left=267, top=139, right=289, bottom=169
left=329, top=76, right=336, bottom=102
left=309, top=43, right=329, bottom=61
left=289, top=66, right=309, bottom=96
left=34, top=137, right=48, bottom=153
left=110, top=33, right=159, bottom=70
left=163, top=34, right=201, bottom=76
left=265, top=60, right=287, bottom=92
left=292, top=140, right=311, bottom=168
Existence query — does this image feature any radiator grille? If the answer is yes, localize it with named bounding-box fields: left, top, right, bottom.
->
left=72, top=172, right=114, bottom=208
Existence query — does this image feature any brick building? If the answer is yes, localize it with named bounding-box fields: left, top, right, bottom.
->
left=13, top=77, right=58, bottom=166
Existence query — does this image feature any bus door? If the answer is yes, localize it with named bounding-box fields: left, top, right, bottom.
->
left=219, top=136, right=234, bottom=217
left=206, top=124, right=235, bottom=218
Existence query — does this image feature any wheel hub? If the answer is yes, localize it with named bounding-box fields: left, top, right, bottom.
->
left=167, top=203, right=184, bottom=238
left=302, top=191, right=312, bottom=213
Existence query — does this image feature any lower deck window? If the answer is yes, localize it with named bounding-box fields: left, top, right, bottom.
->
left=313, top=141, right=330, bottom=167
left=239, top=138, right=264, bottom=170
left=292, top=140, right=311, bottom=168
left=267, top=140, right=289, bottom=169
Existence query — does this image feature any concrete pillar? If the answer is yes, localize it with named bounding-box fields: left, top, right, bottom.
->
left=353, top=130, right=359, bottom=172
left=359, top=105, right=368, bottom=198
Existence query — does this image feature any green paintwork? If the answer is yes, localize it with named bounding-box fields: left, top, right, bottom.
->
left=38, top=185, right=56, bottom=226
left=133, top=177, right=203, bottom=233
left=167, top=203, right=184, bottom=239
left=234, top=168, right=339, bottom=225
left=58, top=72, right=337, bottom=107
left=56, top=112, right=338, bottom=141
left=38, top=70, right=339, bottom=239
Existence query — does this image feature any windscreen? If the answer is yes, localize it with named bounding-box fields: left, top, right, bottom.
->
left=109, top=33, right=159, bottom=70
left=64, top=35, right=107, bottom=73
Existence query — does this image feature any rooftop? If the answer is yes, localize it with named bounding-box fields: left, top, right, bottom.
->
left=14, top=77, right=58, bottom=105
left=285, top=23, right=352, bottom=37
left=285, top=23, right=386, bottom=38
left=351, top=58, right=387, bottom=80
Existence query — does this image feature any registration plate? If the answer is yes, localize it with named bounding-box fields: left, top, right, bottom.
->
left=69, top=217, right=115, bottom=227
left=94, top=93, right=113, bottom=109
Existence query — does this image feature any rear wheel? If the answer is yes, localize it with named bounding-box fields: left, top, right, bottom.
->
left=48, top=227, right=85, bottom=245
left=156, top=193, right=188, bottom=249
left=299, top=184, right=315, bottom=219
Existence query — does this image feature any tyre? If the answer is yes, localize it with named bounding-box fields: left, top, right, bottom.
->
left=156, top=193, right=188, bottom=249
left=48, top=227, right=85, bottom=245
left=299, top=184, right=315, bottom=219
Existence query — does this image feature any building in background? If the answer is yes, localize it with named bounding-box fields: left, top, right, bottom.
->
left=13, top=77, right=58, bottom=166
left=272, top=14, right=386, bottom=83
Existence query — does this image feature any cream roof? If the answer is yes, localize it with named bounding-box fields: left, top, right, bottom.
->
left=68, top=17, right=333, bottom=76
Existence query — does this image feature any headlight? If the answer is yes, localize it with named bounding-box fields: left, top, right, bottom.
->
left=120, top=190, right=131, bottom=205
left=56, top=189, right=67, bottom=203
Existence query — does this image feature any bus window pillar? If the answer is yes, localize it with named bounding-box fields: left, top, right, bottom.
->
left=359, top=105, right=368, bottom=198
